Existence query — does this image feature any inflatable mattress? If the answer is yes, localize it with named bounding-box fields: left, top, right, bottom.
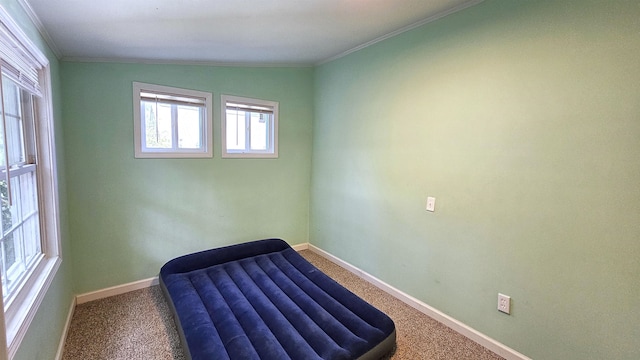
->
left=159, top=239, right=396, bottom=360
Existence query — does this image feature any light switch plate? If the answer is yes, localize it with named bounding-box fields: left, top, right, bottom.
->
left=426, top=197, right=436, bottom=212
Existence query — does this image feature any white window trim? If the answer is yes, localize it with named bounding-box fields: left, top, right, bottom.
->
left=221, top=94, right=279, bottom=159
left=0, top=5, right=62, bottom=360
left=133, top=82, right=213, bottom=159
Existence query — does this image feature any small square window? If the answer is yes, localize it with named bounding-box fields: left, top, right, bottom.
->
left=133, top=82, right=213, bottom=158
left=222, top=95, right=278, bottom=158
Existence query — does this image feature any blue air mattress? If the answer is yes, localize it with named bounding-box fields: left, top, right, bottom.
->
left=159, top=239, right=396, bottom=360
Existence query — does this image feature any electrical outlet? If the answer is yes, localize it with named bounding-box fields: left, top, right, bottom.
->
left=498, top=293, right=511, bottom=314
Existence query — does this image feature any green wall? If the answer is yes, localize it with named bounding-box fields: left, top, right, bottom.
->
left=0, top=1, right=74, bottom=359
left=310, top=1, right=639, bottom=359
left=61, top=62, right=314, bottom=293
left=5, top=0, right=640, bottom=359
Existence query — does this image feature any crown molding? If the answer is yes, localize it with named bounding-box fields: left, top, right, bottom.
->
left=17, top=0, right=483, bottom=67
left=16, top=0, right=62, bottom=59
left=60, top=55, right=313, bottom=68
left=317, top=0, right=484, bottom=66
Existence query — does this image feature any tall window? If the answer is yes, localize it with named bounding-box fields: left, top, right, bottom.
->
left=222, top=95, right=278, bottom=158
left=0, top=7, right=61, bottom=359
left=133, top=82, right=213, bottom=158
left=0, top=76, right=40, bottom=303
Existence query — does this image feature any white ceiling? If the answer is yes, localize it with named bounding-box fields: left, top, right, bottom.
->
left=23, top=0, right=482, bottom=66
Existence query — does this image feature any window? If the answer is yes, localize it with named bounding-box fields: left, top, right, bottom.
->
left=1, top=78, right=40, bottom=301
left=0, top=6, right=61, bottom=359
left=222, top=95, right=278, bottom=158
left=133, top=82, right=213, bottom=158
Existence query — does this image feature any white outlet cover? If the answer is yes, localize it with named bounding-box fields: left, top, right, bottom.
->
left=498, top=293, right=511, bottom=314
left=426, top=197, right=436, bottom=212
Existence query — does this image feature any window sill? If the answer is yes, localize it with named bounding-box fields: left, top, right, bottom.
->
left=134, top=151, right=213, bottom=159
left=221, top=152, right=278, bottom=159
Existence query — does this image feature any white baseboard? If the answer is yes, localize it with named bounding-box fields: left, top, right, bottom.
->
left=75, top=277, right=159, bottom=305
left=291, top=242, right=309, bottom=251
left=65, top=242, right=529, bottom=360
left=76, top=242, right=309, bottom=305
left=54, top=298, right=76, bottom=360
left=307, top=244, right=531, bottom=360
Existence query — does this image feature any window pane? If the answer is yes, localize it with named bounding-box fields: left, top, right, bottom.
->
left=226, top=109, right=246, bottom=150
left=4, top=225, right=24, bottom=295
left=177, top=105, right=202, bottom=149
left=1, top=222, right=24, bottom=298
left=1, top=77, right=25, bottom=166
left=2, top=234, right=16, bottom=274
left=0, top=170, right=41, bottom=303
left=19, top=170, right=37, bottom=217
left=0, top=88, right=4, bottom=168
left=22, top=215, right=40, bottom=263
left=250, top=112, right=269, bottom=151
left=2, top=178, right=21, bottom=235
left=1, top=178, right=19, bottom=236
left=142, top=101, right=173, bottom=149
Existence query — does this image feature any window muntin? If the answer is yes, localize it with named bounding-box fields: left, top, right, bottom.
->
left=133, top=82, right=213, bottom=158
left=222, top=95, right=278, bottom=158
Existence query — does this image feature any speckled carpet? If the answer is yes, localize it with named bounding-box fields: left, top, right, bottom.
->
left=62, top=250, right=505, bottom=360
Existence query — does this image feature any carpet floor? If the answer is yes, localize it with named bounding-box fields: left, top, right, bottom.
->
left=61, top=250, right=505, bottom=360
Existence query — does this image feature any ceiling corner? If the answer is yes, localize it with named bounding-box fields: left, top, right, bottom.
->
left=17, top=0, right=62, bottom=59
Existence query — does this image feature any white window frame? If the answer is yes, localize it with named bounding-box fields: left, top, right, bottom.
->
left=221, top=95, right=278, bottom=158
left=133, top=82, right=213, bottom=159
left=0, top=6, right=62, bottom=360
